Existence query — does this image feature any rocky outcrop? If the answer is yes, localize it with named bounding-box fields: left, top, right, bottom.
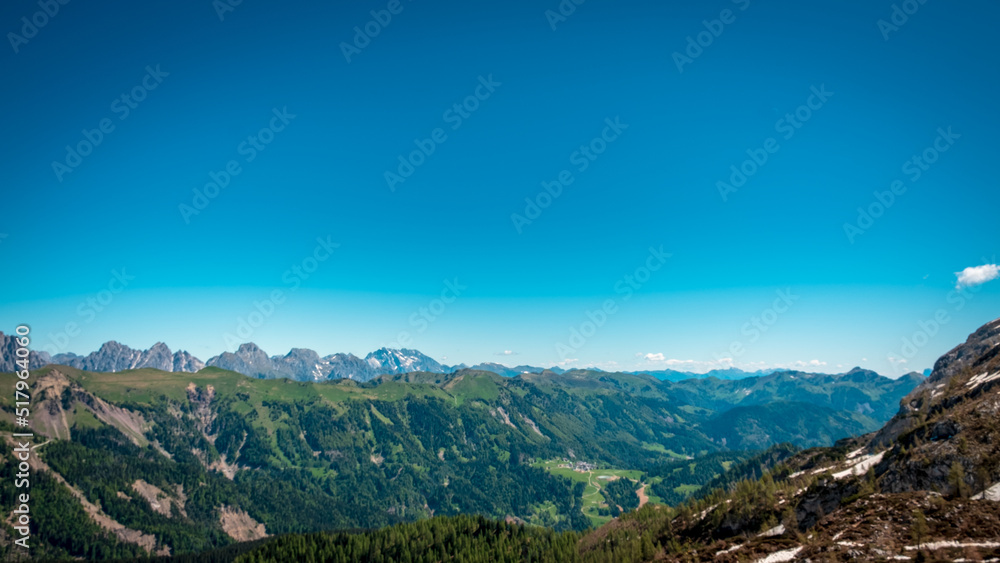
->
left=207, top=344, right=454, bottom=382
left=0, top=331, right=52, bottom=371
left=872, top=316, right=1000, bottom=448
left=172, top=350, right=205, bottom=372
left=207, top=343, right=281, bottom=379
left=50, top=341, right=204, bottom=373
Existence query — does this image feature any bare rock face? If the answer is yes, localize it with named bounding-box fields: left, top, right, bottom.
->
left=218, top=506, right=267, bottom=542
left=865, top=316, right=1000, bottom=496
left=928, top=317, right=1000, bottom=385
left=206, top=344, right=453, bottom=382
left=872, top=316, right=1000, bottom=448
left=207, top=343, right=282, bottom=379
left=51, top=341, right=202, bottom=374
left=141, top=342, right=175, bottom=371
left=0, top=331, right=52, bottom=371
left=322, top=352, right=375, bottom=381
left=172, top=350, right=205, bottom=373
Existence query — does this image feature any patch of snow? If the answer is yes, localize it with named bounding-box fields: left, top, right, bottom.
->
left=846, top=447, right=865, bottom=459
left=696, top=504, right=719, bottom=520
left=833, top=451, right=884, bottom=480
left=972, top=482, right=1000, bottom=501
left=837, top=541, right=861, bottom=547
left=788, top=470, right=804, bottom=479
left=967, top=371, right=1000, bottom=389
left=754, top=547, right=802, bottom=563
left=905, top=541, right=1000, bottom=551
left=715, top=543, right=742, bottom=556
left=758, top=524, right=785, bottom=537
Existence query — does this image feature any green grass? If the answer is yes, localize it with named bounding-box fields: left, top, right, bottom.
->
left=673, top=484, right=701, bottom=495
left=533, top=459, right=648, bottom=526
left=444, top=373, right=501, bottom=404
left=18, top=365, right=456, bottom=413
left=69, top=405, right=102, bottom=429
left=370, top=405, right=392, bottom=425
left=641, top=442, right=689, bottom=459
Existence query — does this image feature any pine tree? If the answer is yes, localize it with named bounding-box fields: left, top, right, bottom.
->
left=911, top=509, right=928, bottom=549
left=949, top=461, right=968, bottom=498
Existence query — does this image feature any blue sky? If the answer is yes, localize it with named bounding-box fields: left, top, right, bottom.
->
left=1, top=0, right=998, bottom=376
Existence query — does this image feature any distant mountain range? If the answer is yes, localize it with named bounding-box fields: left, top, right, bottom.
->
left=0, top=333, right=905, bottom=385
left=628, top=367, right=782, bottom=381
left=0, top=337, right=575, bottom=382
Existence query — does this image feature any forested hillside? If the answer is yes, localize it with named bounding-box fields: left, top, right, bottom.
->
left=0, top=362, right=919, bottom=559
left=203, top=318, right=1000, bottom=562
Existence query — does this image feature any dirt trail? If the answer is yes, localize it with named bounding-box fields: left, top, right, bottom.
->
left=637, top=484, right=650, bottom=507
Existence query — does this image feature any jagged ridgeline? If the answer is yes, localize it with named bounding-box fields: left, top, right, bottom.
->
left=0, top=339, right=926, bottom=560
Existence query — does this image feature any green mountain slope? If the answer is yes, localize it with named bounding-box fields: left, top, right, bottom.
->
left=200, top=317, right=1000, bottom=563
left=0, top=362, right=921, bottom=559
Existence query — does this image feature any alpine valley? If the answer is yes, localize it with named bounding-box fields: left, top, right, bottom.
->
left=2, top=319, right=1000, bottom=561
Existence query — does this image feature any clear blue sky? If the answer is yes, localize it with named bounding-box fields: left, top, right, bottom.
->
left=1, top=0, right=998, bottom=376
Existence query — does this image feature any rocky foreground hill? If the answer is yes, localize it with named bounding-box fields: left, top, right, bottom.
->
left=587, top=317, right=1000, bottom=562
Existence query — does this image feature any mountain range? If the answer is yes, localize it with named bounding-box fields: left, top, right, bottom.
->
left=7, top=317, right=1000, bottom=560
left=0, top=330, right=931, bottom=559
left=0, top=334, right=905, bottom=384
left=253, top=315, right=999, bottom=563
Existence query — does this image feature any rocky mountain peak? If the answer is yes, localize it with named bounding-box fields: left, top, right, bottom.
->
left=927, top=316, right=1000, bottom=385
left=0, top=331, right=52, bottom=371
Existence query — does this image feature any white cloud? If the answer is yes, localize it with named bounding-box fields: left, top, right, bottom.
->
left=557, top=358, right=578, bottom=366
left=636, top=354, right=736, bottom=372
left=495, top=350, right=517, bottom=356
left=792, top=359, right=827, bottom=368
left=955, top=264, right=1000, bottom=289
